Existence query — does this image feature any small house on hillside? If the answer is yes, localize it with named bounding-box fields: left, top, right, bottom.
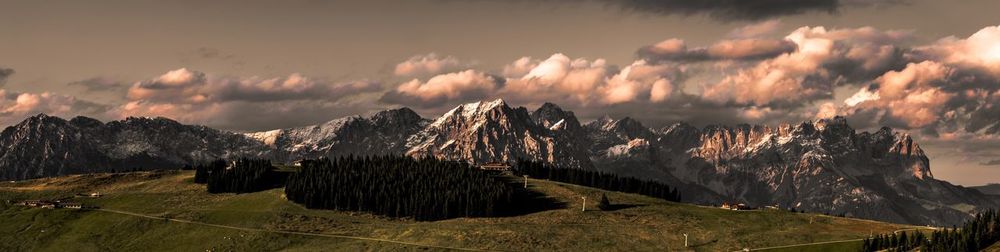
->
left=15, top=199, right=87, bottom=209
left=17, top=200, right=50, bottom=207
left=479, top=162, right=511, bottom=172
left=59, top=202, right=83, bottom=209
left=721, top=202, right=753, bottom=211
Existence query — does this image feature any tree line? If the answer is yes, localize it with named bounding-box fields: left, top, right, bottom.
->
left=284, top=156, right=523, bottom=221
left=193, top=158, right=287, bottom=194
left=513, top=160, right=681, bottom=202
left=861, top=209, right=1000, bottom=251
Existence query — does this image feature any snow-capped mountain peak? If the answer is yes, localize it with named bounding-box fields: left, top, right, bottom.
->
left=1, top=102, right=994, bottom=226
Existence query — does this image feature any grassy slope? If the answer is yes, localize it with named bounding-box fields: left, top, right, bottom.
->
left=0, top=171, right=920, bottom=251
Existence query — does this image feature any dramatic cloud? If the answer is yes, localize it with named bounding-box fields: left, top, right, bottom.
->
left=599, top=60, right=678, bottom=103
left=0, top=90, right=110, bottom=126
left=822, top=25, right=1000, bottom=135
left=394, top=53, right=471, bottom=77
left=376, top=24, right=997, bottom=151
left=0, top=68, right=111, bottom=125
left=126, top=68, right=377, bottom=103
left=846, top=61, right=954, bottom=128
left=383, top=54, right=683, bottom=109
left=117, top=68, right=381, bottom=130
left=506, top=54, right=617, bottom=104
left=915, top=26, right=1000, bottom=74
left=504, top=56, right=680, bottom=105
left=701, top=26, right=911, bottom=107
left=383, top=70, right=503, bottom=107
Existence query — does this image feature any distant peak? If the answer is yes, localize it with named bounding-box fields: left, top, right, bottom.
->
left=24, top=113, right=65, bottom=123
left=372, top=107, right=419, bottom=118
left=538, top=102, right=563, bottom=111
left=814, top=116, right=852, bottom=132
left=370, top=107, right=423, bottom=125
left=69, top=116, right=104, bottom=128
left=481, top=98, right=507, bottom=109
left=662, top=121, right=697, bottom=133
left=11, top=113, right=68, bottom=128
left=30, top=113, right=53, bottom=119
left=452, top=98, right=509, bottom=112
left=461, top=98, right=511, bottom=113
left=596, top=115, right=614, bottom=123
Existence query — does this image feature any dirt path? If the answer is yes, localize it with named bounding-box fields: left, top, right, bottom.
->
left=94, top=208, right=499, bottom=252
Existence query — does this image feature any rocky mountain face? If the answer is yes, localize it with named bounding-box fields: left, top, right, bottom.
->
left=244, top=108, right=427, bottom=161
left=1, top=99, right=994, bottom=226
left=246, top=99, right=994, bottom=225
left=0, top=114, right=271, bottom=180
left=625, top=118, right=996, bottom=226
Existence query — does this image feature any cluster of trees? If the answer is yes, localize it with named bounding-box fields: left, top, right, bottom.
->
left=193, top=158, right=286, bottom=194
left=862, top=209, right=1000, bottom=252
left=284, top=156, right=521, bottom=221
left=861, top=231, right=927, bottom=251
left=513, top=160, right=681, bottom=202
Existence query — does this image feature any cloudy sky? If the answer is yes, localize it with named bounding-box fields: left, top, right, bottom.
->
left=1, top=0, right=999, bottom=185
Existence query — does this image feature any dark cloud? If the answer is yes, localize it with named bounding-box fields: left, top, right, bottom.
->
left=530, top=0, right=905, bottom=21
left=0, top=89, right=113, bottom=126
left=637, top=38, right=798, bottom=62
left=67, top=77, right=127, bottom=93
left=117, top=68, right=382, bottom=129
left=194, top=47, right=236, bottom=60
left=182, top=100, right=379, bottom=132
left=0, top=68, right=14, bottom=87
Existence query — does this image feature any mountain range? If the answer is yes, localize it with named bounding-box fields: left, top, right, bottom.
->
left=0, top=99, right=995, bottom=226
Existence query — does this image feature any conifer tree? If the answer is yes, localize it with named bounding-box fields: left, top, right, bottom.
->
left=512, top=160, right=681, bottom=202
left=598, top=194, right=612, bottom=211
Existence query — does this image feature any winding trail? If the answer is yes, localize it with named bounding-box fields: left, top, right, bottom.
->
left=94, top=208, right=498, bottom=252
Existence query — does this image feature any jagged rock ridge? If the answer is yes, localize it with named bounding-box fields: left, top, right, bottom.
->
left=1, top=99, right=995, bottom=226
left=0, top=114, right=270, bottom=180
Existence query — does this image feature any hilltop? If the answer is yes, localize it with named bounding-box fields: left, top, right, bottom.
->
left=0, top=170, right=924, bottom=251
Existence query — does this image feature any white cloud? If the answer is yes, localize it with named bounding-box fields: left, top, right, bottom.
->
left=394, top=53, right=469, bottom=77
left=117, top=68, right=380, bottom=128
left=393, top=70, right=501, bottom=104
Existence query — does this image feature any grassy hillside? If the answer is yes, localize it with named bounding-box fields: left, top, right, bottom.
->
left=0, top=171, right=923, bottom=251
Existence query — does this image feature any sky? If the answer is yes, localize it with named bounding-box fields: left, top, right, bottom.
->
left=0, top=0, right=998, bottom=185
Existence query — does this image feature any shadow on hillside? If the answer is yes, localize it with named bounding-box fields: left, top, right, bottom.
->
left=602, top=203, right=645, bottom=211
left=494, top=178, right=568, bottom=217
